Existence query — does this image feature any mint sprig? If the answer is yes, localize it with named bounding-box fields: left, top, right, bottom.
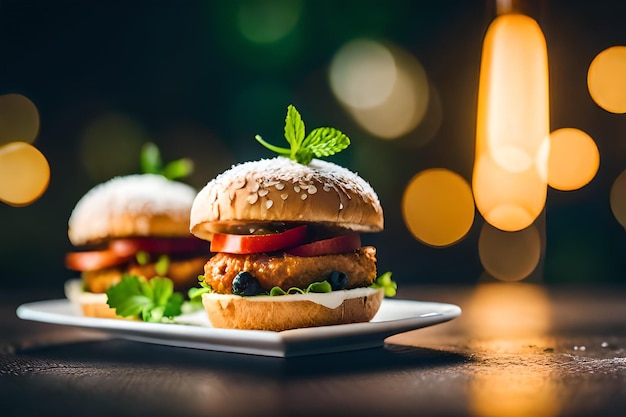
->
left=255, top=104, right=350, bottom=165
left=140, top=142, right=194, bottom=180
left=106, top=275, right=184, bottom=322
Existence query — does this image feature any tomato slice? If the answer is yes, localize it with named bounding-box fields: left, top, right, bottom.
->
left=65, top=250, right=133, bottom=271
left=210, top=225, right=307, bottom=254
left=287, top=233, right=361, bottom=257
left=109, top=237, right=208, bottom=257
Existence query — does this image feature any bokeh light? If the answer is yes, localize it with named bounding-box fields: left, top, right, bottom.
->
left=79, top=113, right=149, bottom=182
left=548, top=128, right=599, bottom=191
left=473, top=13, right=550, bottom=232
left=237, top=0, right=302, bottom=44
left=478, top=223, right=541, bottom=281
left=464, top=282, right=551, bottom=338
left=465, top=283, right=558, bottom=417
left=587, top=45, right=626, bottom=114
left=473, top=151, right=548, bottom=233
left=609, top=169, right=626, bottom=230
left=330, top=39, right=397, bottom=109
left=329, top=39, right=430, bottom=140
left=0, top=94, right=40, bottom=146
left=469, top=364, right=560, bottom=417
left=0, top=142, right=50, bottom=206
left=402, top=168, right=475, bottom=247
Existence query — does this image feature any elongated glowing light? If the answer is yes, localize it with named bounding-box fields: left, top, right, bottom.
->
left=473, top=13, right=550, bottom=232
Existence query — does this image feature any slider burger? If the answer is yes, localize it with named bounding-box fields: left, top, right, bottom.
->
left=65, top=174, right=208, bottom=318
left=189, top=105, right=387, bottom=331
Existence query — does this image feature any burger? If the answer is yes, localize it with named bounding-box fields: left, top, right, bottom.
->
left=65, top=173, right=209, bottom=318
left=189, top=155, right=386, bottom=331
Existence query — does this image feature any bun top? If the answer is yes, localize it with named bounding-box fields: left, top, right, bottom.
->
left=68, top=174, right=197, bottom=246
left=190, top=157, right=383, bottom=240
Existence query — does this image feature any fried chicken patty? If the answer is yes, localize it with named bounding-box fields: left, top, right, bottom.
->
left=202, top=246, right=378, bottom=294
left=83, top=256, right=207, bottom=293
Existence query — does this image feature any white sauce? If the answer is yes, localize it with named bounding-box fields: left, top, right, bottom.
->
left=202, top=287, right=380, bottom=310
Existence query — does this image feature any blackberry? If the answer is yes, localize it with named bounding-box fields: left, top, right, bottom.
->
left=232, top=271, right=264, bottom=296
left=328, top=270, right=348, bottom=290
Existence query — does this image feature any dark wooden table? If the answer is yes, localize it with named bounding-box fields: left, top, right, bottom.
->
left=1, top=283, right=624, bottom=417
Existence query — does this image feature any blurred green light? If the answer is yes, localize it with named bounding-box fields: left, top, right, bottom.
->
left=237, top=0, right=302, bottom=44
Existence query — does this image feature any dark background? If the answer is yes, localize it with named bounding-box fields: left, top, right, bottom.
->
left=1, top=0, right=626, bottom=290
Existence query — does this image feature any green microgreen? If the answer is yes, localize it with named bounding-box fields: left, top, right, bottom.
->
left=136, top=250, right=150, bottom=266
left=154, top=254, right=170, bottom=276
left=268, top=280, right=332, bottom=296
left=255, top=104, right=350, bottom=165
left=370, top=271, right=397, bottom=297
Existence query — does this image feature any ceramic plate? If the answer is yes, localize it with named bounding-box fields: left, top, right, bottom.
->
left=16, top=298, right=461, bottom=357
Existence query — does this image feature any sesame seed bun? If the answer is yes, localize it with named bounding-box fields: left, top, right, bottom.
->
left=68, top=174, right=198, bottom=246
left=189, top=157, right=383, bottom=239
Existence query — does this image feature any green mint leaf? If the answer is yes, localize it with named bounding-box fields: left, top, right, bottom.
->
left=163, top=158, right=194, bottom=181
left=284, top=104, right=305, bottom=151
left=106, top=275, right=153, bottom=317
left=301, top=127, right=350, bottom=158
left=139, top=142, right=194, bottom=180
left=254, top=104, right=350, bottom=165
left=295, top=148, right=314, bottom=165
left=106, top=275, right=185, bottom=322
left=150, top=276, right=174, bottom=306
left=154, top=254, right=170, bottom=276
left=140, top=142, right=163, bottom=175
left=143, top=305, right=164, bottom=322
left=163, top=292, right=184, bottom=317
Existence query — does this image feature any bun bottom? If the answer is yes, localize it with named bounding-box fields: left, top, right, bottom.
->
left=202, top=288, right=384, bottom=331
left=64, top=279, right=134, bottom=320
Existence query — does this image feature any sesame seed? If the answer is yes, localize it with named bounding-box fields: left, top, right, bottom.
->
left=258, top=189, right=269, bottom=197
left=301, top=194, right=308, bottom=200
left=266, top=200, right=274, bottom=209
left=247, top=194, right=258, bottom=204
left=308, top=185, right=317, bottom=194
left=233, top=177, right=246, bottom=189
left=193, top=157, right=382, bottom=221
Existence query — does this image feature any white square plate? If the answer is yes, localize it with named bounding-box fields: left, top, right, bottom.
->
left=16, top=298, right=461, bottom=357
